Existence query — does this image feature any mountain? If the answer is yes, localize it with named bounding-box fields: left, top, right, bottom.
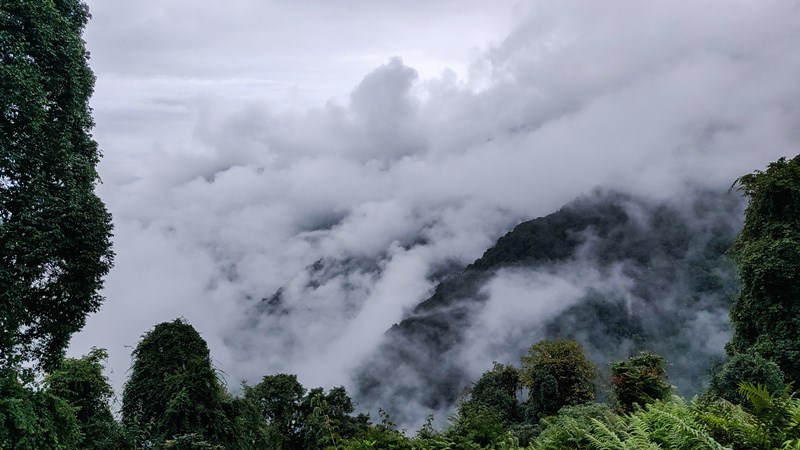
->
left=354, top=188, right=744, bottom=424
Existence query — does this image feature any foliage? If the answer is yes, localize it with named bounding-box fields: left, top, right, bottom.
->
left=529, top=383, right=800, bottom=450
left=244, top=373, right=306, bottom=448
left=363, top=189, right=741, bottom=417
left=728, top=155, right=800, bottom=384
left=707, top=351, right=785, bottom=405
left=0, top=370, right=81, bottom=450
left=531, top=398, right=728, bottom=450
left=222, top=395, right=270, bottom=450
left=699, top=382, right=800, bottom=450
left=244, top=374, right=369, bottom=450
left=465, top=362, right=522, bottom=425
left=299, top=386, right=369, bottom=449
left=445, top=400, right=507, bottom=448
left=529, top=403, right=617, bottom=450
left=337, top=409, right=416, bottom=450
left=121, top=319, right=231, bottom=448
left=0, top=0, right=114, bottom=372
left=611, top=352, right=672, bottom=413
left=44, top=348, right=126, bottom=449
left=520, top=340, right=597, bottom=421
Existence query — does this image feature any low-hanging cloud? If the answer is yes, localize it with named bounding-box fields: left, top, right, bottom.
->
left=71, top=0, right=797, bottom=423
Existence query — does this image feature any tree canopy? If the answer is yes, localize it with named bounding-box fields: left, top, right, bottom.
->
left=520, top=339, right=597, bottom=421
left=0, top=0, right=114, bottom=372
left=728, top=155, right=800, bottom=384
left=44, top=348, right=124, bottom=449
left=121, top=319, right=230, bottom=448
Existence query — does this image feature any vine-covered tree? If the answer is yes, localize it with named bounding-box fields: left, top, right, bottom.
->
left=0, top=0, right=114, bottom=372
left=707, top=351, right=785, bottom=406
left=44, top=348, right=126, bottom=449
left=610, top=352, right=671, bottom=413
left=520, top=339, right=597, bottom=420
left=244, top=373, right=306, bottom=449
left=727, top=155, right=800, bottom=384
left=121, top=319, right=230, bottom=448
left=463, top=362, right=522, bottom=424
left=0, top=370, right=80, bottom=449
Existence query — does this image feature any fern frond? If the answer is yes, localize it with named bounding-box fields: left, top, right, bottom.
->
left=738, top=382, right=774, bottom=413
left=586, top=418, right=625, bottom=450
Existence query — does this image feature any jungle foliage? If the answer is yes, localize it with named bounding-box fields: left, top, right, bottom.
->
left=727, top=155, right=800, bottom=385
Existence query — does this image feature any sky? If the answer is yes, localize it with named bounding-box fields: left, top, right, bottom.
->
left=69, top=0, right=799, bottom=412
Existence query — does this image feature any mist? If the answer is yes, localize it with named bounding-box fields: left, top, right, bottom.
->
left=70, top=0, right=797, bottom=427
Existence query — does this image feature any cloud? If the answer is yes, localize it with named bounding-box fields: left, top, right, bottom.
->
left=70, top=0, right=797, bottom=422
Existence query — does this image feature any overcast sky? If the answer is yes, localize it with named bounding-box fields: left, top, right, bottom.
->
left=69, top=0, right=798, bottom=404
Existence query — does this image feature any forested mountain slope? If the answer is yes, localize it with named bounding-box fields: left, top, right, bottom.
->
left=356, top=189, right=744, bottom=423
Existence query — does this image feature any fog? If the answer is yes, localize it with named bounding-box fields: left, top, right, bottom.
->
left=70, top=0, right=797, bottom=426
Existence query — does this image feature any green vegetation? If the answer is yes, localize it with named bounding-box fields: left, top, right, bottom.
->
left=611, top=352, right=671, bottom=413
left=520, top=340, right=597, bottom=421
left=121, top=319, right=233, bottom=448
left=0, top=0, right=114, bottom=373
left=707, top=351, right=785, bottom=406
left=44, top=348, right=125, bottom=449
left=2, top=3, right=799, bottom=447
left=0, top=371, right=80, bottom=449
left=364, top=187, right=743, bottom=414
left=728, top=155, right=800, bottom=385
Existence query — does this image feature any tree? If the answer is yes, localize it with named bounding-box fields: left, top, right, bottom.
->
left=122, top=319, right=230, bottom=448
left=520, top=339, right=597, bottom=421
left=727, top=155, right=800, bottom=384
left=45, top=348, right=126, bottom=449
left=0, top=369, right=81, bottom=450
left=463, top=362, right=522, bottom=425
left=0, top=0, right=114, bottom=372
left=707, top=352, right=785, bottom=406
left=610, top=352, right=672, bottom=413
left=244, top=373, right=306, bottom=449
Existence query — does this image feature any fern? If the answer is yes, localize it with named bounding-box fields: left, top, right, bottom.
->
left=737, top=383, right=774, bottom=414
left=585, top=419, right=626, bottom=450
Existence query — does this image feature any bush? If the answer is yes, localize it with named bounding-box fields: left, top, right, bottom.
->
left=611, top=352, right=672, bottom=413
left=707, top=352, right=785, bottom=405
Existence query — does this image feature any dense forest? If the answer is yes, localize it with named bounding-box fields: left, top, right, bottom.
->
left=3, top=1, right=800, bottom=449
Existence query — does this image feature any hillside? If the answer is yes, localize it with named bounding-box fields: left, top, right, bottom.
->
left=355, top=188, right=744, bottom=423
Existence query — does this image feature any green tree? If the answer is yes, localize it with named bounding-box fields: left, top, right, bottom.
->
left=243, top=373, right=306, bottom=449
left=0, top=370, right=81, bottom=450
left=222, top=395, right=269, bottom=450
left=707, top=352, right=785, bottom=406
left=121, top=319, right=230, bottom=448
left=727, top=155, right=800, bottom=384
left=530, top=403, right=617, bottom=450
left=45, top=348, right=126, bottom=449
left=520, top=339, right=597, bottom=421
left=611, top=352, right=672, bottom=413
left=464, top=362, right=522, bottom=425
left=298, top=386, right=368, bottom=449
left=0, top=0, right=114, bottom=372
left=445, top=400, right=507, bottom=448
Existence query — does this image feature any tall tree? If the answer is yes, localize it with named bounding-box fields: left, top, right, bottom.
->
left=610, top=352, right=671, bottom=413
left=463, top=362, right=522, bottom=425
left=520, top=339, right=597, bottom=421
left=122, top=319, right=230, bottom=448
left=45, top=348, right=126, bottom=449
left=244, top=373, right=306, bottom=449
left=727, top=155, right=800, bottom=384
left=0, top=0, right=114, bottom=371
left=0, top=370, right=81, bottom=450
